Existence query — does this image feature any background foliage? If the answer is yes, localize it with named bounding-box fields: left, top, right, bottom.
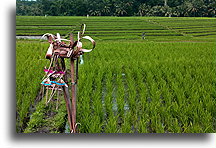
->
left=16, top=0, right=215, bottom=17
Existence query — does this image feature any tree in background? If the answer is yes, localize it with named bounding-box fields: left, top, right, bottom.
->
left=138, top=3, right=151, bottom=16
left=16, top=0, right=216, bottom=17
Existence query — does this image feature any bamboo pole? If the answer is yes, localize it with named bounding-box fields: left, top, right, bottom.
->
left=70, top=58, right=76, bottom=133
left=61, top=58, right=73, bottom=132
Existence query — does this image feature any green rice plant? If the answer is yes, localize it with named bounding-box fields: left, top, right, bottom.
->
left=104, top=114, right=119, bottom=133
left=16, top=40, right=48, bottom=132
left=24, top=99, right=47, bottom=133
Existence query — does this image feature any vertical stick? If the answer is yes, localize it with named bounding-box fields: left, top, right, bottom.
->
left=76, top=57, right=79, bottom=81
left=63, top=86, right=72, bottom=131
left=70, top=58, right=76, bottom=133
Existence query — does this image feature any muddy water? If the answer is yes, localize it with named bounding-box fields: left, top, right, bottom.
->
left=64, top=122, right=70, bottom=133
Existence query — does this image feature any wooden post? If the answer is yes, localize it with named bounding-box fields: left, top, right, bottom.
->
left=70, top=58, right=76, bottom=133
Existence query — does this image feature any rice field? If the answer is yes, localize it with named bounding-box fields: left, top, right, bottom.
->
left=16, top=16, right=216, bottom=42
left=16, top=16, right=216, bottom=133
